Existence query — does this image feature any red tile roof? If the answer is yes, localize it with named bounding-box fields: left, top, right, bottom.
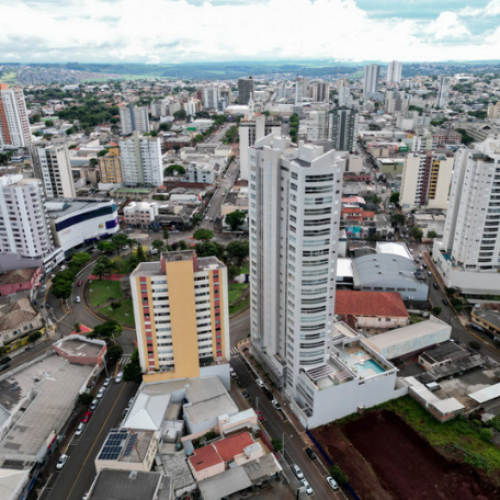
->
left=213, top=432, right=254, bottom=462
left=188, top=444, right=223, bottom=472
left=335, top=290, right=408, bottom=318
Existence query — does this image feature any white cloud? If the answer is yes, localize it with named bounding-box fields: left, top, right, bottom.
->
left=0, top=0, right=496, bottom=63
left=460, top=0, right=500, bottom=17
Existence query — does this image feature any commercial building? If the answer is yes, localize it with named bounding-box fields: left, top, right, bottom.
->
left=203, top=86, right=219, bottom=110
left=238, top=113, right=281, bottom=180
left=363, top=64, right=380, bottom=95
left=384, top=89, right=409, bottom=114
left=327, top=108, right=356, bottom=152
left=0, top=84, right=31, bottom=148
left=436, top=76, right=450, bottom=108
left=309, top=82, right=329, bottom=103
left=237, top=77, right=254, bottom=105
left=130, top=250, right=230, bottom=382
left=400, top=151, right=454, bottom=210
left=124, top=201, right=159, bottom=228
left=120, top=104, right=150, bottom=135
left=386, top=60, right=402, bottom=84
left=46, top=198, right=119, bottom=253
left=120, top=132, right=163, bottom=187
left=32, top=144, right=76, bottom=198
left=98, top=147, right=123, bottom=184
left=248, top=135, right=344, bottom=397
left=295, top=77, right=308, bottom=105
left=0, top=175, right=63, bottom=271
left=338, top=86, right=351, bottom=107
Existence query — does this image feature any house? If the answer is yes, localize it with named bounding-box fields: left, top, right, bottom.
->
left=0, top=298, right=43, bottom=348
left=0, top=267, right=42, bottom=296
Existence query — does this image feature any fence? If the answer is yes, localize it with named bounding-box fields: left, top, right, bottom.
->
left=88, top=274, right=128, bottom=281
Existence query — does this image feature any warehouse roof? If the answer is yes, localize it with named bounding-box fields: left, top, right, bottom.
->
left=335, top=290, right=408, bottom=318
left=352, top=253, right=421, bottom=286
left=376, top=241, right=412, bottom=261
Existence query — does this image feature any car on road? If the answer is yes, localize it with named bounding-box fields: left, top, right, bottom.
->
left=301, top=479, right=313, bottom=495
left=103, top=377, right=112, bottom=387
left=46, top=302, right=51, bottom=308
left=122, top=245, right=129, bottom=250
left=262, top=387, right=273, bottom=400
left=241, top=389, right=249, bottom=398
left=305, top=447, right=317, bottom=460
left=77, top=280, right=82, bottom=286
left=257, top=410, right=265, bottom=422
left=442, top=298, right=449, bottom=306
left=56, top=454, right=69, bottom=470
left=229, top=367, right=237, bottom=378
left=256, top=378, right=264, bottom=388
left=0, top=364, right=11, bottom=373
left=419, top=253, right=423, bottom=259
left=427, top=271, right=432, bottom=276
left=75, top=296, right=81, bottom=303
left=115, top=371, right=123, bottom=383
left=97, top=388, right=105, bottom=399
left=326, top=476, right=339, bottom=490
left=150, top=248, right=158, bottom=255
left=291, top=465, right=304, bottom=480
left=75, top=423, right=85, bottom=436
left=272, top=399, right=282, bottom=410
left=90, top=399, right=99, bottom=411
left=0, top=356, right=12, bottom=365
left=204, top=216, right=209, bottom=220
left=433, top=283, right=439, bottom=289
left=82, top=411, right=93, bottom=423
left=82, top=492, right=90, bottom=500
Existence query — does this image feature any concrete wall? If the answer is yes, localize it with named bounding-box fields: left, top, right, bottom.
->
left=0, top=253, right=44, bottom=274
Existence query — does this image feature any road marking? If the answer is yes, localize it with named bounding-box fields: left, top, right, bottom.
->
left=65, top=383, right=127, bottom=500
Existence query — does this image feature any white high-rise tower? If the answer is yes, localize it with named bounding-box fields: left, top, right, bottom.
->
left=363, top=64, right=380, bottom=95
left=386, top=60, right=402, bottom=84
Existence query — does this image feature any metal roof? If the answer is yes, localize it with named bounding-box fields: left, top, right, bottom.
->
left=352, top=253, right=421, bottom=286
left=469, top=382, right=500, bottom=404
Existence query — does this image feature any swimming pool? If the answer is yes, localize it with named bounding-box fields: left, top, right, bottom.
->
left=354, top=351, right=365, bottom=357
left=354, top=359, right=385, bottom=375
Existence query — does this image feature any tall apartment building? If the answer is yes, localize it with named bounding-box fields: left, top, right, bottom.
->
left=384, top=89, right=410, bottom=114
left=337, top=86, right=351, bottom=106
left=248, top=135, right=344, bottom=398
left=386, top=60, right=402, bottom=84
left=0, top=175, right=63, bottom=270
left=119, top=104, right=150, bottom=135
left=184, top=100, right=197, bottom=117
left=98, top=147, right=123, bottom=184
left=203, top=86, right=219, bottom=110
left=400, top=151, right=454, bottom=210
left=488, top=102, right=500, bottom=120
left=295, top=77, right=308, bottom=105
left=436, top=76, right=450, bottom=109
left=327, top=108, right=356, bottom=151
left=306, top=111, right=328, bottom=141
left=309, top=82, right=329, bottom=103
left=0, top=84, right=32, bottom=148
left=239, top=114, right=282, bottom=180
left=363, top=64, right=380, bottom=95
left=130, top=250, right=230, bottom=382
left=441, top=139, right=500, bottom=271
left=237, top=77, right=254, bottom=105
left=119, top=132, right=163, bottom=187
left=32, top=144, right=76, bottom=198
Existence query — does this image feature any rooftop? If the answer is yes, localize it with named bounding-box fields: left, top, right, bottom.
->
left=162, top=250, right=196, bottom=263
left=53, top=337, right=104, bottom=359
left=46, top=198, right=114, bottom=218
left=213, top=432, right=255, bottom=462
left=197, top=466, right=252, bottom=500
left=0, top=268, right=39, bottom=286
left=0, top=298, right=38, bottom=331
left=376, top=241, right=412, bottom=261
left=96, top=429, right=155, bottom=464
left=420, top=340, right=469, bottom=364
left=473, top=308, right=500, bottom=330
left=189, top=443, right=223, bottom=472
left=335, top=290, right=409, bottom=319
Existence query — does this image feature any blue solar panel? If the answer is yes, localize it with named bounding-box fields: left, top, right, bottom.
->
left=98, top=429, right=131, bottom=460
left=123, top=435, right=137, bottom=456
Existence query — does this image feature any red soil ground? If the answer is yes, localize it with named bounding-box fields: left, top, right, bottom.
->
left=313, top=410, right=498, bottom=500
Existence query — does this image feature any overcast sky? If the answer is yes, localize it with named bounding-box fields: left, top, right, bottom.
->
left=1, top=0, right=500, bottom=64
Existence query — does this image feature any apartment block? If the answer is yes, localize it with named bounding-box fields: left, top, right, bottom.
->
left=120, top=104, right=150, bottom=135
left=0, top=84, right=31, bottom=148
left=119, top=132, right=163, bottom=187
left=386, top=60, right=402, bottom=84
left=400, top=151, right=454, bottom=210
left=436, top=76, right=450, bottom=109
left=327, top=108, right=356, bottom=152
left=203, top=86, right=219, bottom=110
left=295, top=77, right=308, bottom=105
left=98, top=147, right=123, bottom=184
left=309, top=82, right=329, bottom=103
left=248, top=135, right=344, bottom=398
left=32, top=144, right=76, bottom=199
left=363, top=64, right=380, bottom=95
left=237, top=77, right=254, bottom=105
left=130, top=250, right=230, bottom=383
left=124, top=201, right=159, bottom=228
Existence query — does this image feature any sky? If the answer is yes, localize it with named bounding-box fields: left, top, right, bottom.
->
left=1, top=0, right=500, bottom=64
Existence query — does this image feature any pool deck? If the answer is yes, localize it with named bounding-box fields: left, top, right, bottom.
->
left=340, top=346, right=387, bottom=378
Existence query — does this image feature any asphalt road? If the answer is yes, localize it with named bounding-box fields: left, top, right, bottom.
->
left=41, top=379, right=137, bottom=500
left=230, top=352, right=341, bottom=500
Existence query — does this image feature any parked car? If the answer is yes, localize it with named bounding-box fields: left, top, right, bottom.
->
left=0, top=364, right=11, bottom=373
left=433, top=283, right=439, bottom=289
left=103, top=377, right=112, bottom=387
left=77, top=280, right=82, bottom=286
left=257, top=410, right=265, bottom=422
left=75, top=296, right=81, bottom=303
left=56, top=454, right=69, bottom=470
left=428, top=271, right=432, bottom=276
left=46, top=302, right=51, bottom=308
left=82, top=411, right=93, bottom=423
left=262, top=387, right=273, bottom=400
left=256, top=378, right=264, bottom=388
left=90, top=399, right=99, bottom=411
left=291, top=465, right=304, bottom=480
left=122, top=245, right=129, bottom=250
left=150, top=248, right=158, bottom=255
left=115, top=372, right=123, bottom=383
left=75, top=423, right=85, bottom=436
left=272, top=399, right=282, bottom=411
left=301, top=479, right=313, bottom=496
left=97, top=388, right=105, bottom=399
left=0, top=356, right=12, bottom=365
left=442, top=298, right=449, bottom=306
left=241, top=389, right=249, bottom=398
left=305, top=447, right=317, bottom=460
left=326, top=476, right=339, bottom=490
left=229, top=367, right=237, bottom=379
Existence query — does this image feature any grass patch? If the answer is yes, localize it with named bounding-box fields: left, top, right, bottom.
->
left=0, top=71, right=17, bottom=84
left=88, top=280, right=123, bottom=307
left=99, top=299, right=135, bottom=326
left=240, top=265, right=249, bottom=275
left=381, top=396, right=500, bottom=474
left=229, top=295, right=250, bottom=315
left=409, top=314, right=424, bottom=324
left=228, top=283, right=249, bottom=303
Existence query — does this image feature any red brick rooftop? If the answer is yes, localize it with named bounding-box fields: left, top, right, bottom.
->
left=335, top=290, right=409, bottom=318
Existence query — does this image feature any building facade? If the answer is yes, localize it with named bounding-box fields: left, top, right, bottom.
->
left=436, top=76, right=450, bottom=109
left=0, top=84, right=31, bottom=148
left=32, top=144, right=76, bottom=198
left=337, top=86, right=351, bottom=107
left=130, top=250, right=230, bottom=382
left=309, top=82, right=329, bottom=103
left=120, top=104, right=150, bottom=135
left=363, top=64, right=380, bottom=95
left=98, top=147, right=123, bottom=184
left=386, top=60, right=402, bottom=84
left=327, top=108, right=356, bottom=152
left=248, top=135, right=344, bottom=397
left=124, top=201, right=159, bottom=228
left=120, top=132, right=163, bottom=187
left=203, top=86, right=219, bottom=110
left=295, top=77, right=308, bottom=105
left=237, top=77, right=254, bottom=105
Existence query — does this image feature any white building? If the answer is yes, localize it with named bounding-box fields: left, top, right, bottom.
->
left=32, top=144, right=76, bottom=198
left=0, top=84, right=31, bottom=148
left=184, top=101, right=197, bottom=118
left=436, top=76, right=450, bottom=109
left=384, top=89, right=410, bottom=114
left=120, top=132, right=163, bottom=187
left=186, top=161, right=218, bottom=184
left=363, top=64, right=380, bottom=95
left=124, top=201, right=159, bottom=228
left=305, top=110, right=328, bottom=141
left=386, top=60, right=402, bottom=84
left=338, top=86, right=351, bottom=107
left=0, top=175, right=63, bottom=271
left=249, top=135, right=344, bottom=399
left=120, top=104, right=150, bottom=135
left=203, top=86, right=219, bottom=110
left=400, top=151, right=454, bottom=210
left=295, top=77, right=308, bottom=105
left=47, top=199, right=119, bottom=253
left=239, top=113, right=282, bottom=180
left=309, top=82, right=329, bottom=103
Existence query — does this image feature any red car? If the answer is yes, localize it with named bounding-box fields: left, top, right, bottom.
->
left=257, top=410, right=265, bottom=422
left=77, top=280, right=82, bottom=286
left=82, top=411, right=93, bottom=423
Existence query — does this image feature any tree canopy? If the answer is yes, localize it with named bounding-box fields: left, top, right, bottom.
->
left=225, top=210, right=247, bottom=232
left=164, top=164, right=186, bottom=176
left=193, top=229, right=214, bottom=241
left=88, top=320, right=123, bottom=340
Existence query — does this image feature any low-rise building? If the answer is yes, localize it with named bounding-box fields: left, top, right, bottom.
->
left=220, top=186, right=248, bottom=216
left=0, top=298, right=43, bottom=348
left=0, top=267, right=42, bottom=296
left=53, top=335, right=106, bottom=367
left=186, top=161, right=218, bottom=184
left=124, top=201, right=159, bottom=228
left=471, top=308, right=500, bottom=339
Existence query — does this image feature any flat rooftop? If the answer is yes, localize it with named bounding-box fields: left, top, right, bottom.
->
left=54, top=338, right=103, bottom=358
left=473, top=309, right=500, bottom=330
left=97, top=429, right=155, bottom=464
left=162, top=250, right=196, bottom=263
left=46, top=198, right=114, bottom=218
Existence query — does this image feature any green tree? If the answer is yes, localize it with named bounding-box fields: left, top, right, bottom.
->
left=389, top=192, right=400, bottom=204
left=28, top=331, right=42, bottom=345
left=226, top=240, right=249, bottom=267
left=228, top=265, right=240, bottom=280
left=152, top=239, right=164, bottom=253
left=456, top=128, right=474, bottom=146
left=44, top=119, right=54, bottom=127
left=110, top=301, right=121, bottom=312
left=193, top=229, right=214, bottom=241
left=52, top=282, right=72, bottom=299
left=123, top=348, right=143, bottom=384
left=30, top=114, right=41, bottom=124
left=89, top=157, right=98, bottom=167
left=173, top=109, right=187, bottom=120
left=71, top=252, right=91, bottom=268
left=328, top=464, right=348, bottom=486
left=97, top=149, right=109, bottom=157
left=480, top=427, right=493, bottom=442
left=391, top=214, right=406, bottom=227
left=225, top=210, right=247, bottom=232
left=178, top=240, right=188, bottom=250
left=66, top=127, right=75, bottom=135
left=192, top=214, right=202, bottom=227
left=74, top=322, right=82, bottom=333
left=159, top=122, right=171, bottom=132
left=195, top=241, right=225, bottom=259
left=93, top=255, right=113, bottom=279
left=164, top=164, right=186, bottom=176
left=432, top=306, right=442, bottom=316
left=150, top=130, right=158, bottom=137
left=111, top=234, right=130, bottom=254
left=410, top=226, right=423, bottom=240
left=162, top=226, right=170, bottom=244
left=97, top=240, right=116, bottom=254
left=427, top=230, right=438, bottom=238
left=78, top=392, right=94, bottom=406
left=88, top=320, right=123, bottom=340
left=271, top=439, right=283, bottom=452
left=194, top=134, right=204, bottom=143
left=136, top=244, right=147, bottom=263
left=107, top=343, right=123, bottom=365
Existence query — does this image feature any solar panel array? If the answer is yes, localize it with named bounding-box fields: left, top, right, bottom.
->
left=98, top=429, right=129, bottom=461
left=123, top=434, right=138, bottom=456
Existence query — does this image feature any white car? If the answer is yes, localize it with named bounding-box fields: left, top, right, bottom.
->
left=301, top=479, right=313, bottom=496
left=326, top=476, right=339, bottom=490
left=256, top=378, right=264, bottom=388
left=272, top=399, right=282, bottom=411
left=103, top=377, right=112, bottom=387
left=75, top=423, right=85, bottom=436
left=115, top=371, right=123, bottom=383
left=149, top=248, right=158, bottom=255
left=291, top=464, right=304, bottom=480
left=97, top=388, right=105, bottom=399
left=56, top=454, right=69, bottom=470
left=75, top=296, right=81, bottom=303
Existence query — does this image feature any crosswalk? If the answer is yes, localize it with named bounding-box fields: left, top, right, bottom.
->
left=119, top=354, right=131, bottom=366
left=230, top=347, right=241, bottom=356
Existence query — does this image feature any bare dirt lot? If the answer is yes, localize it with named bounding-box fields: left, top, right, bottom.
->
left=313, top=410, right=499, bottom=500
